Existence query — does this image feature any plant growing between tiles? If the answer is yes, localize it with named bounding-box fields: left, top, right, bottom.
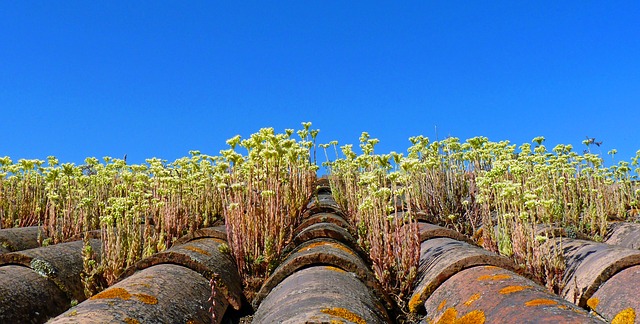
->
left=323, top=134, right=640, bottom=297
left=218, top=123, right=318, bottom=300
left=322, top=133, right=420, bottom=312
left=1, top=123, right=640, bottom=313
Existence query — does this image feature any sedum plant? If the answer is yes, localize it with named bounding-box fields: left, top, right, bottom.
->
left=218, top=123, right=318, bottom=300
left=1, top=152, right=226, bottom=291
left=2, top=124, right=640, bottom=306
left=0, top=157, right=47, bottom=229
left=325, top=132, right=421, bottom=313
left=325, top=132, right=640, bottom=303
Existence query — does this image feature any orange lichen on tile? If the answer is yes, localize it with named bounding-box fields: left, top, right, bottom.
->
left=133, top=293, right=158, bottom=305
left=611, top=308, right=636, bottom=324
left=438, top=299, right=447, bottom=311
left=323, top=265, right=346, bottom=273
left=436, top=307, right=486, bottom=324
left=301, top=241, right=327, bottom=250
left=124, top=318, right=140, bottom=324
left=183, top=245, right=211, bottom=256
left=303, top=241, right=355, bottom=256
left=464, top=293, right=481, bottom=306
left=211, top=238, right=227, bottom=245
left=524, top=299, right=558, bottom=307
left=408, top=286, right=427, bottom=313
left=586, top=297, right=599, bottom=310
left=436, top=307, right=458, bottom=324
left=557, top=305, right=569, bottom=310
left=499, top=285, right=532, bottom=295
left=90, top=287, right=131, bottom=301
left=457, top=310, right=486, bottom=324
left=575, top=308, right=588, bottom=315
left=477, top=274, right=511, bottom=281
left=321, top=307, right=366, bottom=324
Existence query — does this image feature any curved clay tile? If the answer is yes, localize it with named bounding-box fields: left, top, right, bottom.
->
left=253, top=237, right=393, bottom=311
left=303, top=191, right=345, bottom=218
left=172, top=225, right=227, bottom=246
left=253, top=265, right=390, bottom=324
left=416, top=222, right=474, bottom=244
left=422, top=265, right=603, bottom=323
left=408, top=237, right=516, bottom=313
left=587, top=264, right=640, bottom=323
left=120, top=235, right=243, bottom=310
left=293, top=212, right=354, bottom=236
left=0, top=226, right=42, bottom=253
left=0, top=265, right=71, bottom=323
left=286, top=222, right=366, bottom=260
left=544, top=237, right=640, bottom=307
left=604, top=221, right=640, bottom=250
left=49, top=264, right=218, bottom=324
left=0, top=238, right=102, bottom=303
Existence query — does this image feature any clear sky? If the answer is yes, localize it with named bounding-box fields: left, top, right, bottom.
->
left=1, top=2, right=639, bottom=168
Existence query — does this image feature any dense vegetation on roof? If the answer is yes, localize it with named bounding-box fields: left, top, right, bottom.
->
left=1, top=122, right=639, bottom=314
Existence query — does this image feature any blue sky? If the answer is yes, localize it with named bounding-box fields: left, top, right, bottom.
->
left=1, top=2, right=639, bottom=168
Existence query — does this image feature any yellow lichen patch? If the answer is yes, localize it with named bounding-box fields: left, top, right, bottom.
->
left=463, top=293, right=481, bottom=306
left=611, top=308, right=636, bottom=324
left=524, top=299, right=558, bottom=307
left=438, top=299, right=447, bottom=311
left=456, top=310, right=486, bottom=324
left=303, top=241, right=334, bottom=250
left=586, top=297, right=599, bottom=310
left=90, top=287, right=131, bottom=301
left=572, top=307, right=588, bottom=315
left=212, top=238, right=227, bottom=245
left=557, top=305, right=569, bottom=310
left=124, top=318, right=140, bottom=324
left=477, top=274, right=511, bottom=281
left=436, top=307, right=458, bottom=324
left=499, top=285, right=532, bottom=295
left=133, top=293, right=158, bottom=305
left=184, top=245, right=211, bottom=256
left=323, top=265, right=346, bottom=273
left=321, top=307, right=366, bottom=324
left=408, top=286, right=427, bottom=313
left=303, top=241, right=355, bottom=256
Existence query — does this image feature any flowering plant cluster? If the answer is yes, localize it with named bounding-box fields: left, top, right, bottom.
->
left=218, top=123, right=318, bottom=299
left=2, top=126, right=639, bottom=307
left=325, top=134, right=640, bottom=295
left=0, top=123, right=318, bottom=299
left=323, top=132, right=420, bottom=311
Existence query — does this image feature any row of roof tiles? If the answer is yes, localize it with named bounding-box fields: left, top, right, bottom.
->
left=1, top=183, right=640, bottom=323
